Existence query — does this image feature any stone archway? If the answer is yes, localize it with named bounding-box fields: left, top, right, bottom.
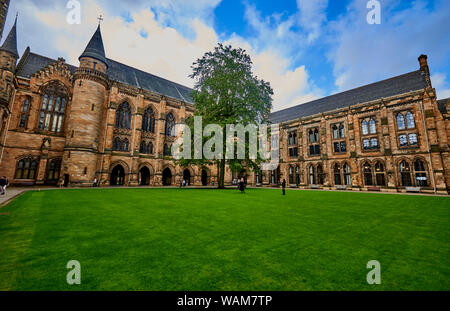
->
left=139, top=166, right=151, bottom=186
left=201, top=169, right=209, bottom=186
left=162, top=167, right=173, bottom=186
left=110, top=164, right=125, bottom=186
left=183, top=168, right=192, bottom=186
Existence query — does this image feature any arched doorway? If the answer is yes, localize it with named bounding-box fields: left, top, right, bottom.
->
left=139, top=166, right=151, bottom=186
left=201, top=169, right=208, bottom=186
left=162, top=168, right=172, bottom=186
left=183, top=169, right=191, bottom=186
left=110, top=165, right=125, bottom=186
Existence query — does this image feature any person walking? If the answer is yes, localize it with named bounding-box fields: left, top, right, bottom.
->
left=0, top=176, right=6, bottom=195
left=282, top=179, right=286, bottom=196
left=0, top=176, right=9, bottom=196
left=239, top=177, right=246, bottom=194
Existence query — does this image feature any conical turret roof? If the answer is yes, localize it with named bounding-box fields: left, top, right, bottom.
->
left=0, top=15, right=18, bottom=58
left=79, top=24, right=108, bottom=68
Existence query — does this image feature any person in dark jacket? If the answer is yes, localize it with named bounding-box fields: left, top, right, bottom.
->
left=0, top=176, right=8, bottom=195
left=282, top=179, right=286, bottom=196
left=239, top=178, right=246, bottom=194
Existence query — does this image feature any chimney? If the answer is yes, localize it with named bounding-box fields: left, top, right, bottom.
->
left=418, top=54, right=431, bottom=88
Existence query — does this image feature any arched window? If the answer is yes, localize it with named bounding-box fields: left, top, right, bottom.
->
left=363, top=162, right=373, bottom=186
left=332, top=125, right=339, bottom=139
left=295, top=166, right=300, bottom=185
left=406, top=111, right=415, bottom=129
left=19, top=98, right=31, bottom=129
left=369, top=118, right=376, bottom=134
left=396, top=113, right=406, bottom=130
left=38, top=82, right=68, bottom=133
left=289, top=166, right=294, bottom=184
left=414, top=160, right=428, bottom=187
left=165, top=113, right=176, bottom=137
left=122, top=138, right=129, bottom=152
left=334, top=164, right=342, bottom=185
left=309, top=129, right=314, bottom=143
left=314, top=129, right=319, bottom=142
left=113, top=137, right=121, bottom=151
left=375, top=161, right=386, bottom=186
left=46, top=158, right=62, bottom=182
left=115, top=102, right=131, bottom=130
left=309, top=165, right=316, bottom=185
left=361, top=120, right=369, bottom=135
left=344, top=163, right=351, bottom=186
left=15, top=158, right=39, bottom=180
left=163, top=144, right=171, bottom=156
left=140, top=141, right=153, bottom=154
left=140, top=141, right=147, bottom=154
left=339, top=124, right=345, bottom=138
left=317, top=164, right=324, bottom=185
left=400, top=161, right=412, bottom=187
left=142, top=107, right=155, bottom=133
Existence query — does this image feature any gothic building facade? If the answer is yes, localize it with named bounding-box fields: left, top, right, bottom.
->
left=0, top=8, right=449, bottom=193
left=268, top=58, right=450, bottom=194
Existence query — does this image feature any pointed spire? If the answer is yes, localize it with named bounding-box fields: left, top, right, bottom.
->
left=79, top=24, right=108, bottom=68
left=0, top=14, right=19, bottom=58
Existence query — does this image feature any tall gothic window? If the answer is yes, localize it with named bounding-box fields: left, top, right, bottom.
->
left=361, top=120, right=369, bottom=135
left=363, top=162, right=373, bottom=186
left=295, top=166, right=300, bottom=185
left=140, top=141, right=154, bottom=155
left=309, top=165, right=316, bottom=185
left=165, top=113, right=176, bottom=137
left=396, top=113, right=406, bottom=130
left=414, top=160, right=428, bottom=187
left=113, top=137, right=129, bottom=152
left=344, top=163, right=351, bottom=186
left=405, top=111, right=415, bottom=129
left=400, top=161, right=412, bottom=187
left=15, top=158, right=39, bottom=180
left=289, top=166, right=294, bottom=184
left=142, top=107, right=155, bottom=133
left=368, top=118, right=376, bottom=134
left=375, top=161, right=386, bottom=186
left=317, top=164, right=324, bottom=185
left=38, top=82, right=68, bottom=133
left=19, top=98, right=31, bottom=129
left=115, top=102, right=132, bottom=130
left=46, top=158, right=62, bottom=182
left=163, top=144, right=171, bottom=156
left=334, top=164, right=342, bottom=185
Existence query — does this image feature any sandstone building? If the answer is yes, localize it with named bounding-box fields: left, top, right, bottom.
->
left=0, top=9, right=449, bottom=193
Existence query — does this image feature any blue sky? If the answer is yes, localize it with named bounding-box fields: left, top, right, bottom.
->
left=3, top=0, right=450, bottom=111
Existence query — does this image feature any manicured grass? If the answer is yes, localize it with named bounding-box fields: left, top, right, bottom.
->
left=0, top=188, right=448, bottom=291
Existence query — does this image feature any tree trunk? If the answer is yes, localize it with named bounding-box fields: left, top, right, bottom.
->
left=218, top=159, right=226, bottom=189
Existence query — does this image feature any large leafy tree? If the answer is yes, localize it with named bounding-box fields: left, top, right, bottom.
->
left=179, top=43, right=273, bottom=188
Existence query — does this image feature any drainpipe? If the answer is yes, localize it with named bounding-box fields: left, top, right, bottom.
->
left=0, top=87, right=16, bottom=163
left=420, top=99, right=436, bottom=194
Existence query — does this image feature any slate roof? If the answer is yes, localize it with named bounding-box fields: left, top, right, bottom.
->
left=269, top=70, right=428, bottom=123
left=79, top=25, right=108, bottom=67
left=437, top=98, right=449, bottom=114
left=0, top=16, right=18, bottom=58
left=16, top=52, right=194, bottom=104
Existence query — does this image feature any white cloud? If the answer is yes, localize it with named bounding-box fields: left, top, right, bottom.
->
left=5, top=0, right=323, bottom=112
left=296, top=0, right=328, bottom=43
left=328, top=0, right=450, bottom=92
left=432, top=73, right=450, bottom=99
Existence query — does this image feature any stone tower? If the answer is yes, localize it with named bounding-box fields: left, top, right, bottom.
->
left=63, top=24, right=109, bottom=186
left=0, top=0, right=10, bottom=41
left=0, top=14, right=18, bottom=124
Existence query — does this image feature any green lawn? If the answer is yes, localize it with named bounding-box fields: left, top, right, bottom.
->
left=0, top=188, right=448, bottom=291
